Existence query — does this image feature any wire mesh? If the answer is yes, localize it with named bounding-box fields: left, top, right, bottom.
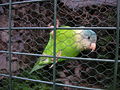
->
left=0, top=0, right=119, bottom=90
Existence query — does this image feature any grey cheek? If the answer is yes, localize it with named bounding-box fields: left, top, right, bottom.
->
left=90, top=36, right=97, bottom=42
left=90, top=39, right=95, bottom=43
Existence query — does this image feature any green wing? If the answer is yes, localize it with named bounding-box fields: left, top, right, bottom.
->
left=30, top=26, right=81, bottom=73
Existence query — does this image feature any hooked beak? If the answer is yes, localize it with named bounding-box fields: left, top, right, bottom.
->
left=89, top=43, right=96, bottom=52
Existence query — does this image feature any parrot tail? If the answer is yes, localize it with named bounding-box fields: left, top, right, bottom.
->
left=29, top=64, right=46, bottom=74
left=29, top=57, right=50, bottom=74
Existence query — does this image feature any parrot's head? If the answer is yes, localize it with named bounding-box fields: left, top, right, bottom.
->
left=75, top=30, right=97, bottom=51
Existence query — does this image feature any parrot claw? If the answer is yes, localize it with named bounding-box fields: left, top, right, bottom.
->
left=49, top=63, right=55, bottom=68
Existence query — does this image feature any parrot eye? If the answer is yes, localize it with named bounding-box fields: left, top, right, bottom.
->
left=88, top=36, right=90, bottom=39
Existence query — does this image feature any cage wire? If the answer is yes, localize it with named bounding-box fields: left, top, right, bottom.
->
left=0, top=0, right=119, bottom=90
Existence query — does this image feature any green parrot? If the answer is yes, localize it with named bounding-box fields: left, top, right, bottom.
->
left=30, top=26, right=97, bottom=73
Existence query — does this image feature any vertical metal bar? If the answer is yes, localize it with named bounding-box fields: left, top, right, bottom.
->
left=113, top=0, right=120, bottom=90
left=53, top=0, right=57, bottom=90
left=8, top=0, right=12, bottom=90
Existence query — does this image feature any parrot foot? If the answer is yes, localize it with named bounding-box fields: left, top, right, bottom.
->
left=49, top=51, right=62, bottom=68
left=49, top=58, right=58, bottom=68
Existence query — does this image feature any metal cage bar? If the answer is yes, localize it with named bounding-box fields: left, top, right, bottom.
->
left=0, top=27, right=117, bottom=31
left=113, top=0, right=120, bottom=90
left=0, top=0, right=48, bottom=6
left=53, top=0, right=57, bottom=89
left=0, top=74, right=103, bottom=90
left=8, top=0, right=12, bottom=90
left=0, top=50, right=120, bottom=62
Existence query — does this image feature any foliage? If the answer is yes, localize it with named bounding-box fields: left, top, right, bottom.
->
left=0, top=69, right=52, bottom=90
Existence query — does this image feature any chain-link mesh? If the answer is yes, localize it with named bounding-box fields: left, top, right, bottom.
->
left=0, top=0, right=119, bottom=90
